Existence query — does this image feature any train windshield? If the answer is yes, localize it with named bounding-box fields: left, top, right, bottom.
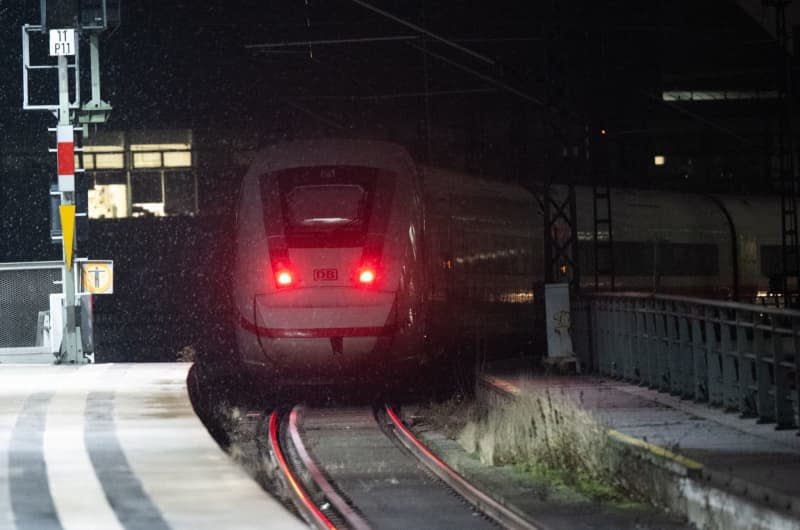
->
left=285, top=184, right=365, bottom=228
left=263, top=165, right=395, bottom=246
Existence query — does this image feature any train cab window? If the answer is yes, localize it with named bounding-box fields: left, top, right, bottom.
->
left=262, top=165, right=395, bottom=247
left=285, top=185, right=365, bottom=228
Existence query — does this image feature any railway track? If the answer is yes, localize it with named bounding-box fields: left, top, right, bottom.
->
left=263, top=404, right=538, bottom=530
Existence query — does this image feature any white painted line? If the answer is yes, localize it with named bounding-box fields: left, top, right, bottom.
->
left=112, top=364, right=305, bottom=530
left=0, top=367, right=67, bottom=530
left=44, top=365, right=123, bottom=530
left=0, top=381, right=29, bottom=530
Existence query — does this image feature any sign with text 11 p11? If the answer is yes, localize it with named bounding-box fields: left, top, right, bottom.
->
left=49, top=29, right=75, bottom=56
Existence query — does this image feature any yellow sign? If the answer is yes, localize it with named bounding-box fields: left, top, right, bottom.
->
left=80, top=261, right=114, bottom=294
left=59, top=204, right=75, bottom=271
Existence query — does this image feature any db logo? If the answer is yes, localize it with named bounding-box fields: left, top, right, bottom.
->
left=313, top=268, right=338, bottom=281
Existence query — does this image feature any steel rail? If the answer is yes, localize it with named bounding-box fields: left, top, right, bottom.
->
left=268, top=411, right=336, bottom=530
left=287, top=406, right=371, bottom=530
left=384, top=405, right=539, bottom=530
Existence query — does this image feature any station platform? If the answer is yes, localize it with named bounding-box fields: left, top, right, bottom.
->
left=0, top=363, right=304, bottom=530
left=483, top=360, right=800, bottom=529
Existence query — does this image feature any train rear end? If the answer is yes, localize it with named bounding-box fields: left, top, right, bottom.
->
left=234, top=148, right=424, bottom=385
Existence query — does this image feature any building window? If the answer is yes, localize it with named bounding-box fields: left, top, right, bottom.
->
left=131, top=143, right=192, bottom=169
left=164, top=171, right=196, bottom=215
left=84, top=130, right=197, bottom=219
left=88, top=172, right=127, bottom=219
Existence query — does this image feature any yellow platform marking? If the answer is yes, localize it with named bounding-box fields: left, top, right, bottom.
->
left=59, top=204, right=75, bottom=271
left=607, top=429, right=704, bottom=471
left=484, top=375, right=704, bottom=472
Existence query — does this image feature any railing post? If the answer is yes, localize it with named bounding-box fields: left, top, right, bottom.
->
left=610, top=297, right=621, bottom=378
left=643, top=298, right=655, bottom=387
left=666, top=301, right=681, bottom=395
left=706, top=306, right=724, bottom=406
left=654, top=299, right=670, bottom=391
left=721, top=308, right=738, bottom=410
left=691, top=304, right=708, bottom=402
left=591, top=298, right=600, bottom=373
left=597, top=298, right=608, bottom=374
left=736, top=309, right=757, bottom=417
left=677, top=302, right=693, bottom=398
left=773, top=315, right=794, bottom=428
left=793, top=319, right=800, bottom=433
left=755, top=315, right=775, bottom=422
left=624, top=298, right=635, bottom=380
left=635, top=298, right=647, bottom=384
left=606, top=298, right=615, bottom=375
left=587, top=299, right=596, bottom=373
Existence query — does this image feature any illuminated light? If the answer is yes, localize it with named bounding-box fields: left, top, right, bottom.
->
left=654, top=155, right=665, bottom=166
left=600, top=128, right=607, bottom=135
left=662, top=90, right=778, bottom=102
left=359, top=269, right=376, bottom=284
left=276, top=271, right=293, bottom=286
left=559, top=264, right=568, bottom=274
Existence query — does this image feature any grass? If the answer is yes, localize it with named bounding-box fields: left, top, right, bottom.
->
left=423, top=387, right=632, bottom=503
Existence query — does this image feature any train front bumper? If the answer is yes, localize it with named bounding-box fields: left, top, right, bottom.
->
left=238, top=288, right=398, bottom=375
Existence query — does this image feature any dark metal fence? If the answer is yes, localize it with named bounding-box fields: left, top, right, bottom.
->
left=573, top=293, right=800, bottom=431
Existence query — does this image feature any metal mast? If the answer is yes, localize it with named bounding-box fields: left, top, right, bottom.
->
left=766, top=0, right=799, bottom=303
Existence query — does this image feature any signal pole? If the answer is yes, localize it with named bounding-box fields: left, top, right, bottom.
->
left=22, top=1, right=116, bottom=363
left=56, top=44, right=81, bottom=363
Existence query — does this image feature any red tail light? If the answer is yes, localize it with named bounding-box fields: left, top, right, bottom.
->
left=276, top=270, right=293, bottom=286
left=269, top=237, right=295, bottom=288
left=358, top=268, right=376, bottom=284
left=356, top=234, right=383, bottom=287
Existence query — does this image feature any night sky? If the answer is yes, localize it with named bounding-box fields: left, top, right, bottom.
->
left=0, top=1, right=794, bottom=190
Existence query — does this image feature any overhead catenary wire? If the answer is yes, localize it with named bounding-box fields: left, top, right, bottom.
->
left=348, top=0, right=497, bottom=66
left=407, top=42, right=545, bottom=107
left=245, top=35, right=420, bottom=49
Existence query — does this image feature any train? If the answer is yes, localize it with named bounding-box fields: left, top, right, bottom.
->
left=232, top=140, right=428, bottom=384
left=229, top=139, right=782, bottom=385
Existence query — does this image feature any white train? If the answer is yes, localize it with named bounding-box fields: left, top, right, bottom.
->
left=233, top=140, right=427, bottom=383
left=231, top=139, right=782, bottom=383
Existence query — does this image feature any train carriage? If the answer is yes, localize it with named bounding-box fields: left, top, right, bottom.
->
left=233, top=140, right=426, bottom=382
left=228, top=139, right=783, bottom=385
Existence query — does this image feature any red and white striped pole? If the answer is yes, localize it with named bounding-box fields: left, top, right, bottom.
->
left=56, top=49, right=81, bottom=363
left=56, top=124, right=75, bottom=193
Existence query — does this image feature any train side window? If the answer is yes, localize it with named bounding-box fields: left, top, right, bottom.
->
left=613, top=241, right=653, bottom=276
left=579, top=242, right=595, bottom=275
left=659, top=243, right=719, bottom=276
left=760, top=245, right=782, bottom=277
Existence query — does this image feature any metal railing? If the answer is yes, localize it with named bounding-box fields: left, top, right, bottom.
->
left=573, top=292, right=800, bottom=431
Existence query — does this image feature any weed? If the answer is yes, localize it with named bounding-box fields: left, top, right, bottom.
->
left=471, top=390, right=610, bottom=477
left=425, top=387, right=636, bottom=501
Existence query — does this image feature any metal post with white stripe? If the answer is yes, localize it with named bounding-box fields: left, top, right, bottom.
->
left=55, top=51, right=82, bottom=363
left=21, top=2, right=117, bottom=363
